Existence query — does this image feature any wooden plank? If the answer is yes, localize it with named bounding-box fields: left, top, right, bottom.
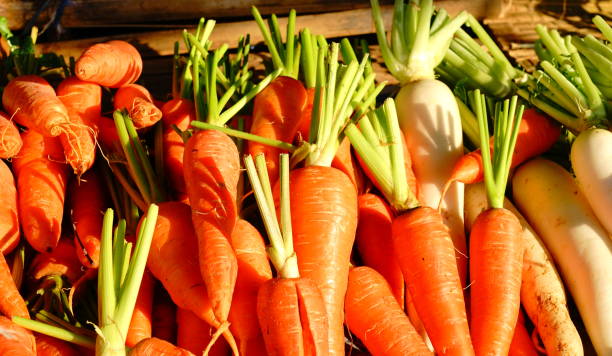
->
left=5, top=0, right=497, bottom=30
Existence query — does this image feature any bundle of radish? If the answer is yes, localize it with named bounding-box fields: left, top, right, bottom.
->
left=245, top=153, right=328, bottom=355
left=465, top=182, right=583, bottom=355
left=513, top=158, right=612, bottom=355
left=345, top=98, right=472, bottom=355
left=75, top=40, right=142, bottom=88
left=370, top=0, right=469, bottom=285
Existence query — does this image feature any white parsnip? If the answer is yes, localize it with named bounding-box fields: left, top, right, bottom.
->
left=465, top=182, right=582, bottom=356
left=512, top=158, right=612, bottom=356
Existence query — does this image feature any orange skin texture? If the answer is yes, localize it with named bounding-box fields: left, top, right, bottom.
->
left=277, top=166, right=358, bottom=356
left=0, top=160, right=19, bottom=254
left=0, top=111, right=22, bottom=159
left=249, top=76, right=308, bottom=184
left=114, top=84, right=162, bottom=129
left=470, top=208, right=523, bottom=356
left=126, top=269, right=154, bottom=348
left=0, top=316, right=36, bottom=356
left=228, top=219, right=272, bottom=356
left=176, top=308, right=230, bottom=356
left=392, top=207, right=474, bottom=356
left=331, top=137, right=366, bottom=193
left=345, top=267, right=432, bottom=356
left=2, top=75, right=70, bottom=137
left=257, top=277, right=329, bottom=356
left=75, top=40, right=142, bottom=88
left=69, top=170, right=106, bottom=268
left=97, top=116, right=120, bottom=152
left=161, top=98, right=195, bottom=195
left=29, top=238, right=83, bottom=284
left=0, top=252, right=28, bottom=319
left=13, top=130, right=69, bottom=253
left=355, top=193, right=404, bottom=307
left=35, top=333, right=80, bottom=356
left=184, top=129, right=240, bottom=323
left=128, top=337, right=194, bottom=356
left=295, top=87, right=315, bottom=142
left=508, top=311, right=538, bottom=356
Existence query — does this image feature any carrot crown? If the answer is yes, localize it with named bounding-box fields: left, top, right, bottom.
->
left=245, top=153, right=299, bottom=279
left=252, top=7, right=300, bottom=78
left=473, top=90, right=524, bottom=209
left=345, top=98, right=419, bottom=212
left=302, top=41, right=382, bottom=167
left=370, top=0, right=467, bottom=84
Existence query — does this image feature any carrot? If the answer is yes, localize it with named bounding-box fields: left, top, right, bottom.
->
left=177, top=308, right=229, bottom=356
left=126, top=269, right=154, bottom=348
left=331, top=137, right=366, bottom=192
left=29, top=238, right=83, bottom=284
left=143, top=201, right=238, bottom=353
left=70, top=170, right=106, bottom=268
left=295, top=87, right=315, bottom=142
left=35, top=333, right=80, bottom=356
left=151, top=288, right=176, bottom=344
left=469, top=92, right=524, bottom=356
left=183, top=129, right=240, bottom=324
left=345, top=266, right=432, bottom=356
left=248, top=76, right=308, bottom=183
left=444, top=108, right=560, bottom=192
left=114, top=84, right=163, bottom=129
left=128, top=337, right=194, bottom=356
left=97, top=116, right=120, bottom=152
left=56, top=77, right=102, bottom=176
left=75, top=40, right=142, bottom=88
left=228, top=218, right=272, bottom=355
left=12, top=130, right=69, bottom=253
left=0, top=111, right=22, bottom=159
left=355, top=193, right=404, bottom=306
left=0, top=252, right=28, bottom=319
left=0, top=316, right=36, bottom=355
left=2, top=75, right=72, bottom=137
left=0, top=160, right=20, bottom=254
left=161, top=98, right=194, bottom=195
left=509, top=311, right=538, bottom=356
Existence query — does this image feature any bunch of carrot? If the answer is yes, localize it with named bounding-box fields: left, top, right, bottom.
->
left=0, top=3, right=611, bottom=356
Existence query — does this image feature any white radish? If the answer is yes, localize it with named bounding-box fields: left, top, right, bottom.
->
left=571, top=128, right=612, bottom=237
left=465, top=182, right=583, bottom=356
left=512, top=158, right=612, bottom=356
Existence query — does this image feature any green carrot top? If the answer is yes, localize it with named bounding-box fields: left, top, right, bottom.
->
left=472, top=90, right=524, bottom=209
left=370, top=0, right=468, bottom=84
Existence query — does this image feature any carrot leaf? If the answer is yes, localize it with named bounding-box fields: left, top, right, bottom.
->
left=252, top=7, right=300, bottom=78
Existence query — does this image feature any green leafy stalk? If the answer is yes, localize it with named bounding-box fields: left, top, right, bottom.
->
left=252, top=7, right=300, bottom=78
left=345, top=98, right=419, bottom=212
left=191, top=121, right=296, bottom=151
left=245, top=154, right=299, bottom=279
left=13, top=317, right=95, bottom=349
left=370, top=0, right=467, bottom=84
left=593, top=15, right=612, bottom=43
left=472, top=90, right=523, bottom=209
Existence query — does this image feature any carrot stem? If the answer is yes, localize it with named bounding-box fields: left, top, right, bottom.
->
left=13, top=317, right=96, bottom=349
left=191, top=121, right=296, bottom=151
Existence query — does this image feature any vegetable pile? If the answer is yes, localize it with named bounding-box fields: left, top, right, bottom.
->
left=0, top=1, right=610, bottom=355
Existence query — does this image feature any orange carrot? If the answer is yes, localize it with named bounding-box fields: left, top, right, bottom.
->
left=331, top=137, right=366, bottom=193
left=0, top=111, right=22, bottom=159
left=228, top=218, right=272, bottom=355
left=345, top=266, right=432, bottom=356
left=177, top=308, right=229, bottom=356
left=29, top=238, right=83, bottom=284
left=0, top=316, right=36, bottom=355
left=56, top=77, right=102, bottom=176
left=2, top=75, right=72, bottom=137
left=143, top=201, right=238, bottom=353
left=75, top=40, right=142, bottom=88
left=444, top=108, right=559, bottom=190
left=151, top=288, right=176, bottom=344
left=0, top=160, right=20, bottom=254
left=70, top=170, right=106, bottom=268
left=183, top=129, right=240, bottom=324
left=114, top=84, right=163, bottom=129
left=257, top=277, right=329, bottom=356
left=126, top=269, right=154, bottom=348
left=12, top=130, right=69, bottom=253
left=161, top=98, right=194, bottom=195
left=0, top=252, right=28, bottom=319
left=295, top=87, right=315, bottom=142
left=509, top=311, right=539, bottom=356
left=249, top=76, right=308, bottom=183
left=128, top=337, right=194, bottom=356
left=35, top=333, right=80, bottom=356
left=393, top=207, right=473, bottom=355
left=355, top=193, right=404, bottom=306
left=279, top=165, right=358, bottom=355
left=97, top=116, right=120, bottom=152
